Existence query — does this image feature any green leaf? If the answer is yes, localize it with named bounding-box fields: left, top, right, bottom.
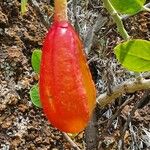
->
left=30, top=84, right=42, bottom=108
left=21, top=0, right=28, bottom=15
left=31, top=49, right=42, bottom=73
left=110, top=0, right=146, bottom=15
left=114, top=39, right=150, bottom=72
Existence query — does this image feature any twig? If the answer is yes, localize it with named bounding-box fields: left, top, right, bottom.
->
left=142, top=5, right=150, bottom=12
left=85, top=108, right=98, bottom=150
left=89, top=0, right=102, bottom=9
left=97, top=78, right=150, bottom=107
left=145, top=2, right=150, bottom=8
left=106, top=95, right=134, bottom=128
left=101, top=0, right=130, bottom=40
left=62, top=132, right=81, bottom=150
left=83, top=2, right=150, bottom=54
left=119, top=91, right=149, bottom=149
left=137, top=90, right=150, bottom=109
left=88, top=1, right=150, bottom=45
left=72, top=0, right=80, bottom=34
left=118, top=112, right=131, bottom=150
left=84, top=14, right=107, bottom=54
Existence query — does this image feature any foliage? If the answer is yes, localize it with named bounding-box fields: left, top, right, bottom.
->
left=115, top=39, right=150, bottom=72
left=110, top=0, right=146, bottom=15
left=105, top=0, right=150, bottom=72
left=31, top=49, right=42, bottom=73
left=30, top=49, right=42, bottom=108
left=30, top=49, right=41, bottom=108
left=21, top=0, right=28, bottom=15
left=29, top=83, right=41, bottom=108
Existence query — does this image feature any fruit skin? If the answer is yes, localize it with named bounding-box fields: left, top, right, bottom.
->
left=39, top=21, right=96, bottom=133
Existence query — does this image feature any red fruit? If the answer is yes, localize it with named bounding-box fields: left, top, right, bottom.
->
left=39, top=21, right=96, bottom=133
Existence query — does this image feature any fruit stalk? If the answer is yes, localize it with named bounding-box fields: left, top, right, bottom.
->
left=54, top=0, right=68, bottom=21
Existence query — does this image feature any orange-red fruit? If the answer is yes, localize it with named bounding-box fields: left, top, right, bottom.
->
left=39, top=21, right=96, bottom=133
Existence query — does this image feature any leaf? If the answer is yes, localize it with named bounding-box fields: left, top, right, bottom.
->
left=29, top=84, right=42, bottom=108
left=110, top=0, right=146, bottom=15
left=21, top=0, right=28, bottom=15
left=31, top=49, right=42, bottom=73
left=114, top=39, right=150, bottom=72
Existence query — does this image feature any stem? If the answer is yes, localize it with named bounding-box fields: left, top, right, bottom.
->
left=85, top=109, right=98, bottom=150
left=101, top=0, right=130, bottom=40
left=62, top=132, right=81, bottom=150
left=54, top=0, right=68, bottom=22
left=96, top=78, right=150, bottom=107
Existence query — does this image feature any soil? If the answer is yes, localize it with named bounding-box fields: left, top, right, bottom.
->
left=0, top=0, right=150, bottom=150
